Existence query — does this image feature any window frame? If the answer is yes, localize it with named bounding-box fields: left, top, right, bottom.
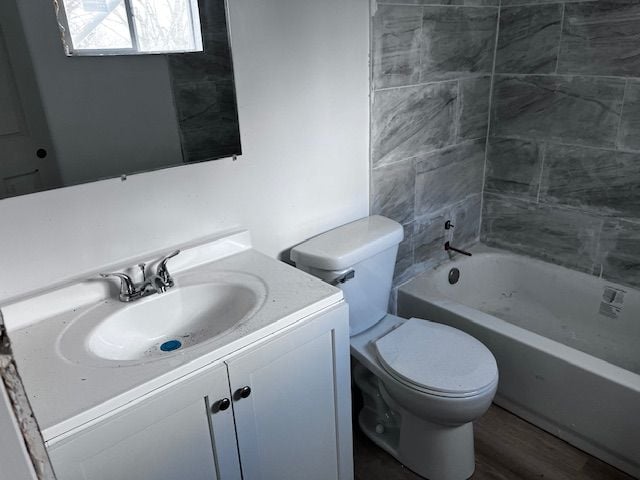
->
left=55, top=0, right=203, bottom=56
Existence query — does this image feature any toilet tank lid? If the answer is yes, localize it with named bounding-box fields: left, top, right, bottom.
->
left=290, top=215, right=404, bottom=271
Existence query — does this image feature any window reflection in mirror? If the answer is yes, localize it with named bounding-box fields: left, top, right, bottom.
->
left=55, top=0, right=204, bottom=56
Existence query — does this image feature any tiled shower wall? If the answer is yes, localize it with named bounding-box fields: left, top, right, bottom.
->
left=372, top=0, right=640, bottom=291
left=370, top=1, right=498, bottom=283
left=483, top=0, right=640, bottom=289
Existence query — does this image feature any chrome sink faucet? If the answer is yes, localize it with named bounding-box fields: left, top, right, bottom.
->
left=101, top=250, right=180, bottom=302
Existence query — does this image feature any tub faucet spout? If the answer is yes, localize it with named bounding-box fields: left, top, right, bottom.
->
left=444, top=241, right=472, bottom=257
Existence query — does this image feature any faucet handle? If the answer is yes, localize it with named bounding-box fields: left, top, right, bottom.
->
left=156, top=250, right=180, bottom=287
left=100, top=272, right=136, bottom=301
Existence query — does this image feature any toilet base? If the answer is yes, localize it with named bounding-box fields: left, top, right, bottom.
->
left=354, top=362, right=476, bottom=480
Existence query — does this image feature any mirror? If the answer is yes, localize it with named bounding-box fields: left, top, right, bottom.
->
left=0, top=0, right=241, bottom=200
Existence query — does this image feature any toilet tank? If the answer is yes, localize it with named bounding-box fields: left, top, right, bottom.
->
left=290, top=216, right=404, bottom=336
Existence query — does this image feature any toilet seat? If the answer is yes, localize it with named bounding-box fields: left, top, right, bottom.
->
left=374, top=318, right=498, bottom=398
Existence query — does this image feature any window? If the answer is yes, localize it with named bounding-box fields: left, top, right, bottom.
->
left=54, top=0, right=204, bottom=56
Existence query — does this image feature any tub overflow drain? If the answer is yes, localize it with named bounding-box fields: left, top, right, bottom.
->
left=160, top=340, right=182, bottom=352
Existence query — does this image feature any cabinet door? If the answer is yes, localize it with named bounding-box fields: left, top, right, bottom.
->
left=227, top=303, right=353, bottom=480
left=48, top=364, right=241, bottom=480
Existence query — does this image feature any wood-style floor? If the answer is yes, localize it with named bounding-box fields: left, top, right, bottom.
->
left=353, top=404, right=634, bottom=480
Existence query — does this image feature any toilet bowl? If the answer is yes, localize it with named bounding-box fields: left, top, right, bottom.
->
left=350, top=314, right=497, bottom=479
left=291, top=215, right=498, bottom=480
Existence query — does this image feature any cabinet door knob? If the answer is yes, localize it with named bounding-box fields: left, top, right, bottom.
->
left=213, top=398, right=231, bottom=413
left=237, top=386, right=251, bottom=399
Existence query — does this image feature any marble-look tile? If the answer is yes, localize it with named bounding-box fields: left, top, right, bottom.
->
left=619, top=80, right=640, bottom=151
left=372, top=5, right=423, bottom=89
left=173, top=81, right=241, bottom=162
left=420, top=6, right=498, bottom=83
left=458, top=76, right=491, bottom=140
left=540, top=145, right=640, bottom=218
left=491, top=75, right=625, bottom=148
left=600, top=219, right=640, bottom=288
left=415, top=139, right=485, bottom=217
left=495, top=4, right=562, bottom=74
left=414, top=194, right=480, bottom=264
left=485, top=137, right=542, bottom=197
left=371, top=82, right=457, bottom=167
left=394, top=222, right=415, bottom=281
left=481, top=194, right=602, bottom=273
left=414, top=212, right=448, bottom=265
left=501, top=0, right=594, bottom=5
left=380, top=0, right=498, bottom=5
left=450, top=194, right=482, bottom=247
left=558, top=1, right=640, bottom=77
left=372, top=159, right=416, bottom=225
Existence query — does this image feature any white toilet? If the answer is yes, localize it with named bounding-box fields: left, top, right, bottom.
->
left=291, top=215, right=498, bottom=480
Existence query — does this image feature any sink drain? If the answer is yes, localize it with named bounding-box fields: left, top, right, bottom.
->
left=160, top=340, right=182, bottom=352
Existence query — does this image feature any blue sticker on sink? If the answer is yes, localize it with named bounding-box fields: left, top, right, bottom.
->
left=160, top=340, right=182, bottom=352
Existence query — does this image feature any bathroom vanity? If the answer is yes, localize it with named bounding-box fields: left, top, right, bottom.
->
left=2, top=231, right=353, bottom=480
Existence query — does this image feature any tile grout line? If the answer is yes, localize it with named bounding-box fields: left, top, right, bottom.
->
left=479, top=2, right=501, bottom=241
left=485, top=191, right=640, bottom=226
left=454, top=80, right=462, bottom=142
left=488, top=134, right=640, bottom=155
left=369, top=0, right=375, bottom=216
left=554, top=2, right=565, bottom=74
left=536, top=142, right=546, bottom=203
left=375, top=73, right=638, bottom=95
left=372, top=136, right=486, bottom=171
left=615, top=78, right=629, bottom=150
left=489, top=72, right=636, bottom=81
left=377, top=2, right=499, bottom=9
left=374, top=76, right=474, bottom=93
left=409, top=5, right=426, bottom=266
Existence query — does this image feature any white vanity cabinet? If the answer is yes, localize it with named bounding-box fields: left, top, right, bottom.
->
left=47, top=303, right=352, bottom=480
left=47, top=363, right=241, bottom=480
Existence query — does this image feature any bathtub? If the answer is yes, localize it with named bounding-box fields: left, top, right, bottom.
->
left=397, top=245, right=640, bottom=478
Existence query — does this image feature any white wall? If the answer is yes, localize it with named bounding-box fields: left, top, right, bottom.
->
left=0, top=0, right=370, bottom=304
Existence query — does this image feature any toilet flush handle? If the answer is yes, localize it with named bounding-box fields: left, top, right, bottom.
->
left=330, top=269, right=355, bottom=286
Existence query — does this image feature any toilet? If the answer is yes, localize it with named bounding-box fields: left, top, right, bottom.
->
left=291, top=215, right=498, bottom=480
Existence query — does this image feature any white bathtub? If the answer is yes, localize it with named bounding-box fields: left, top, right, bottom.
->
left=398, top=246, right=640, bottom=478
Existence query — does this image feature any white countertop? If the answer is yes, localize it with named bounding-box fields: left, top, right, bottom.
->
left=3, top=234, right=342, bottom=442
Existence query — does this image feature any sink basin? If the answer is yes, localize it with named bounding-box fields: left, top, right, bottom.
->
left=59, top=272, right=266, bottom=365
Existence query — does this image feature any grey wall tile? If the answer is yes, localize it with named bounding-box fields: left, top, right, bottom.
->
left=491, top=75, right=625, bottom=148
left=372, top=5, right=423, bottom=89
left=482, top=194, right=602, bottom=273
left=414, top=194, right=480, bottom=264
left=371, top=82, right=458, bottom=167
left=600, top=219, right=640, bottom=288
left=414, top=212, right=448, bottom=264
left=540, top=144, right=640, bottom=218
left=449, top=194, right=482, bottom=247
left=458, top=76, right=491, bottom=140
left=395, top=222, right=415, bottom=281
left=495, top=4, right=562, bottom=74
left=485, top=137, right=542, bottom=197
left=558, top=1, right=640, bottom=77
left=372, top=159, right=416, bottom=225
left=381, top=0, right=498, bottom=5
left=619, top=80, right=640, bottom=151
left=420, top=6, right=498, bottom=83
left=501, top=0, right=594, bottom=5
left=415, top=139, right=485, bottom=217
